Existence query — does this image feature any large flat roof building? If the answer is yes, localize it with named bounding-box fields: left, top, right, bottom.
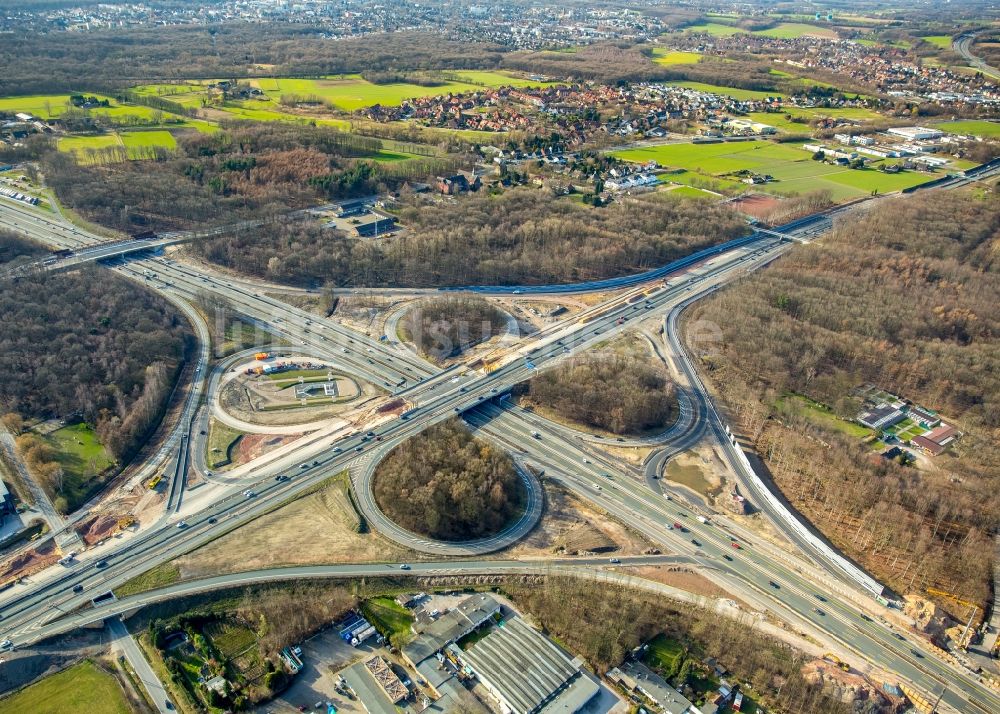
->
left=460, top=617, right=599, bottom=714
left=402, top=593, right=501, bottom=668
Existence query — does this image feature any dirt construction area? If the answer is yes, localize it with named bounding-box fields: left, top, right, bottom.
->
left=218, top=358, right=378, bottom=427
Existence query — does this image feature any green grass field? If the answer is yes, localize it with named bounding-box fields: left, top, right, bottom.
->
left=45, top=423, right=114, bottom=481
left=613, top=140, right=933, bottom=201
left=920, top=35, right=953, bottom=49
left=253, top=71, right=556, bottom=111
left=671, top=81, right=784, bottom=101
left=644, top=634, right=686, bottom=672
left=754, top=22, right=838, bottom=39
left=121, top=130, right=177, bottom=156
left=361, top=597, right=414, bottom=641
left=58, top=130, right=177, bottom=162
left=745, top=106, right=882, bottom=133
left=662, top=185, right=718, bottom=199
left=0, top=660, right=132, bottom=714
left=206, top=419, right=244, bottom=470
left=651, top=49, right=702, bottom=66
left=935, top=119, right=1000, bottom=138
left=683, top=21, right=744, bottom=37
left=777, top=394, right=873, bottom=440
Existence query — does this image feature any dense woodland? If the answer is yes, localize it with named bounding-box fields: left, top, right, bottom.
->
left=399, top=297, right=508, bottom=360
left=0, top=229, right=47, bottom=268
left=372, top=420, right=523, bottom=541
left=690, top=190, right=1000, bottom=609
left=528, top=354, right=677, bottom=435
left=41, top=123, right=448, bottom=234
left=506, top=577, right=852, bottom=714
left=196, top=189, right=747, bottom=288
left=0, top=27, right=506, bottom=95
left=0, top=257, right=190, bottom=465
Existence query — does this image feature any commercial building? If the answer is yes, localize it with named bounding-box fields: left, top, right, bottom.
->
left=912, top=423, right=961, bottom=456
left=857, top=404, right=906, bottom=430
left=608, top=660, right=701, bottom=714
left=886, top=126, right=945, bottom=141
left=458, top=617, right=599, bottom=714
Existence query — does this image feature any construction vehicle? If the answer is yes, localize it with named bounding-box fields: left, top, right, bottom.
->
left=147, top=473, right=163, bottom=489
left=823, top=653, right=850, bottom=672
left=254, top=352, right=271, bottom=361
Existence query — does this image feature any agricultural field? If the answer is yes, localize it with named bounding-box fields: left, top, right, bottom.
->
left=670, top=81, right=784, bottom=101
left=754, top=22, right=838, bottom=39
left=251, top=70, right=556, bottom=111
left=745, top=106, right=883, bottom=133
left=651, top=49, right=702, bottom=66
left=58, top=129, right=178, bottom=162
left=612, top=140, right=935, bottom=202
left=0, top=660, right=132, bottom=714
left=683, top=21, right=745, bottom=37
left=934, top=119, right=1000, bottom=138
left=920, top=35, right=954, bottom=49
left=121, top=129, right=177, bottom=156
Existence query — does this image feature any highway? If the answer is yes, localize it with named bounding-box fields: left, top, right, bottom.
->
left=1, top=194, right=999, bottom=712
left=955, top=32, right=1000, bottom=81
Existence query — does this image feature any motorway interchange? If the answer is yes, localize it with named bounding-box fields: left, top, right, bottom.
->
left=1, top=186, right=1000, bottom=714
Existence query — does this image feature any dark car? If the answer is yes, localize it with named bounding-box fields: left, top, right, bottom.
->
left=208, top=517, right=217, bottom=525
left=691, top=539, right=701, bottom=547
left=72, top=584, right=84, bottom=594
left=769, top=580, right=780, bottom=589
left=96, top=560, right=108, bottom=569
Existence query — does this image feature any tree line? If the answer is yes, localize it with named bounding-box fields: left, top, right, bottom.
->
left=372, top=420, right=523, bottom=541
left=689, top=190, right=1000, bottom=610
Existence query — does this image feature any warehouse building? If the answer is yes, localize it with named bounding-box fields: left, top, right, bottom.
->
left=402, top=593, right=501, bottom=669
left=459, top=617, right=599, bottom=714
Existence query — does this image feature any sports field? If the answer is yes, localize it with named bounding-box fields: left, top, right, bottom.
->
left=671, top=81, right=784, bottom=101
left=651, top=49, right=702, bottom=66
left=935, top=119, right=1000, bottom=138
left=0, top=660, right=131, bottom=714
left=612, top=141, right=933, bottom=202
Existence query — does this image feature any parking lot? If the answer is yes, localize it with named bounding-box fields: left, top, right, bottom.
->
left=256, top=626, right=369, bottom=714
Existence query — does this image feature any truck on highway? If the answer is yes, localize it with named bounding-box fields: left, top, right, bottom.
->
left=696, top=515, right=709, bottom=524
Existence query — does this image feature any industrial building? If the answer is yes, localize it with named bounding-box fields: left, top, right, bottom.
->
left=402, top=593, right=501, bottom=668
left=458, top=617, right=599, bottom=714
left=886, top=126, right=945, bottom=141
